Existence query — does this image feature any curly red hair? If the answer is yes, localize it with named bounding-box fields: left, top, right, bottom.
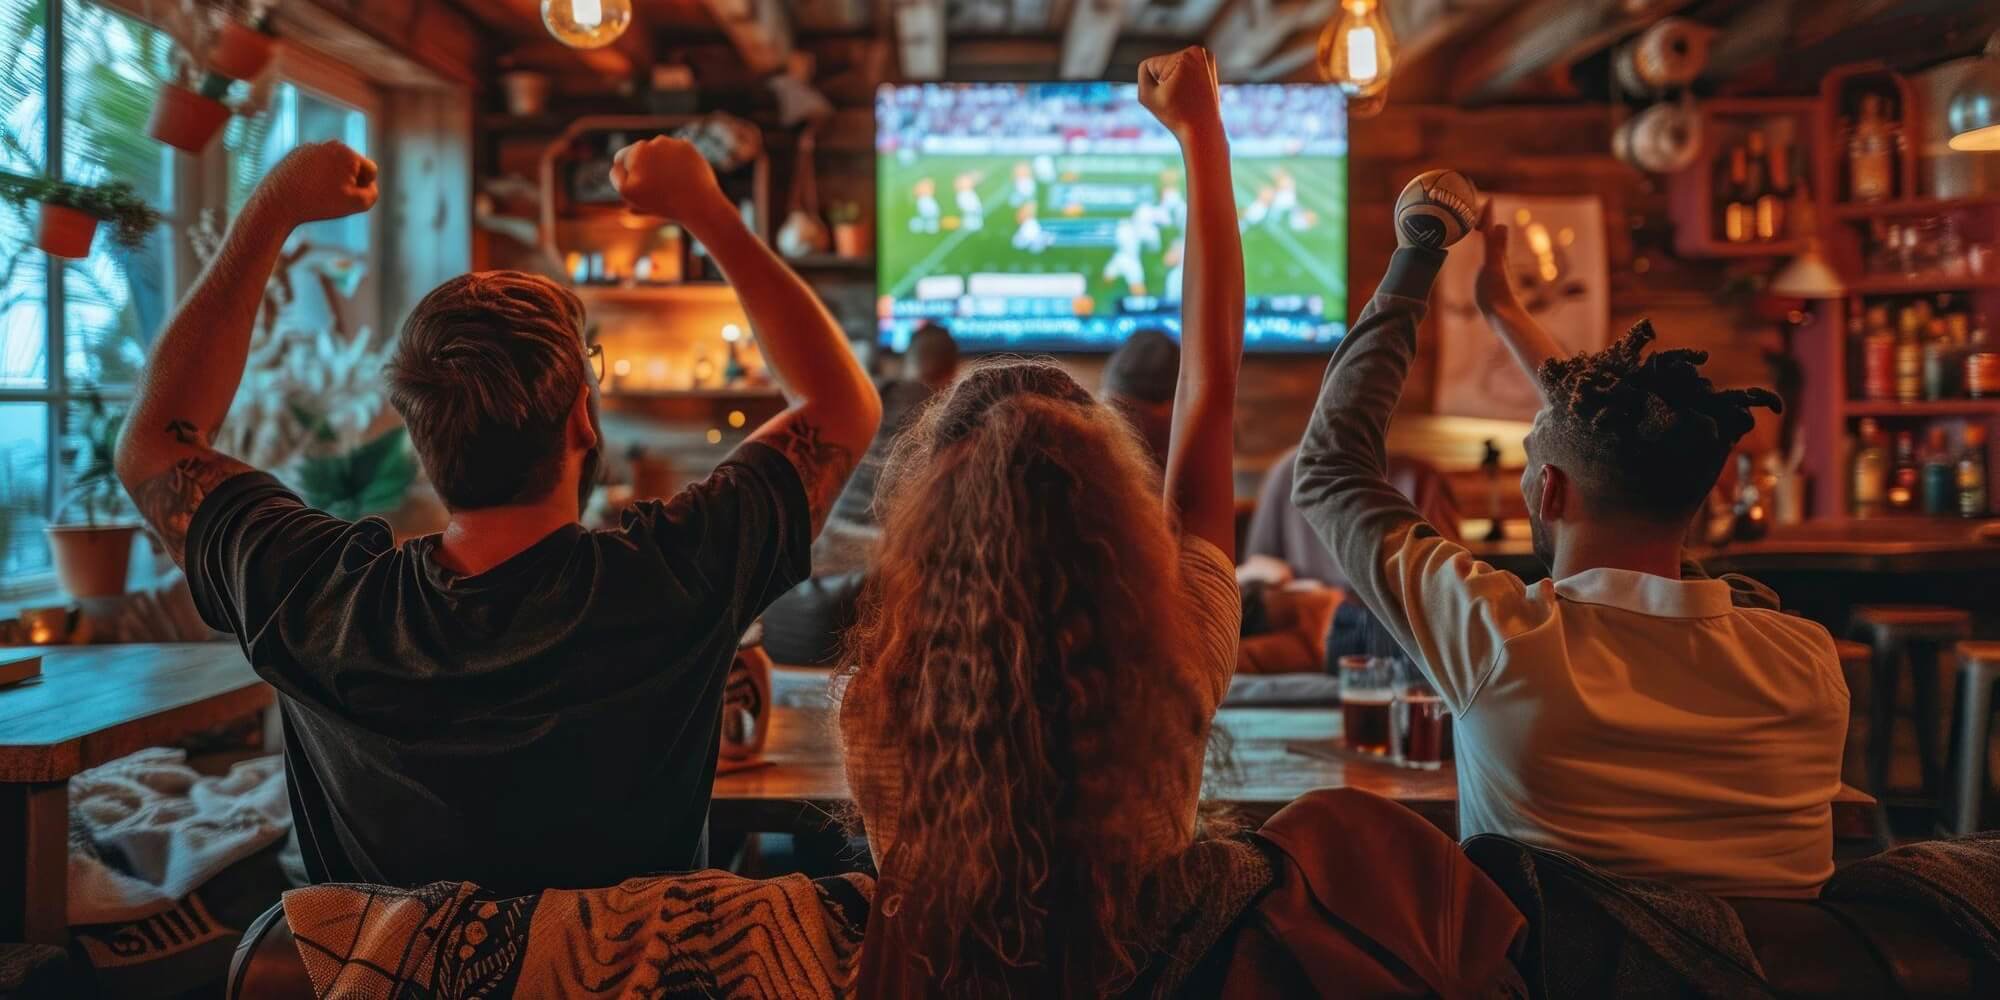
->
left=839, top=359, right=1213, bottom=996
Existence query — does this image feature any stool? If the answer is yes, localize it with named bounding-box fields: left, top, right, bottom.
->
left=1849, top=606, right=1972, bottom=824
left=1946, top=641, right=2000, bottom=835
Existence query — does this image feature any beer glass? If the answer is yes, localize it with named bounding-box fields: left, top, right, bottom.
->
left=1339, top=654, right=1395, bottom=754
left=1393, top=659, right=1450, bottom=769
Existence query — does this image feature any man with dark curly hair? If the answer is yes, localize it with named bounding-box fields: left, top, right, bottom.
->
left=1293, top=194, right=1846, bottom=898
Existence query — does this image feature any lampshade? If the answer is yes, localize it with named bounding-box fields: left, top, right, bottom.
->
left=1948, top=33, right=2000, bottom=151
left=1770, top=245, right=1845, bottom=300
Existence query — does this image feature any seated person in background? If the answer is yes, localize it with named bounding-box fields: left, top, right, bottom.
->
left=839, top=47, right=1245, bottom=993
left=1291, top=178, right=1845, bottom=898
left=763, top=322, right=958, bottom=666
left=1237, top=446, right=1461, bottom=673
left=114, top=139, right=880, bottom=894
left=1101, top=327, right=1180, bottom=468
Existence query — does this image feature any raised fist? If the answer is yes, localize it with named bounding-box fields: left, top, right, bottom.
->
left=256, top=141, right=378, bottom=226
left=610, top=136, right=728, bottom=223
left=1138, top=46, right=1223, bottom=141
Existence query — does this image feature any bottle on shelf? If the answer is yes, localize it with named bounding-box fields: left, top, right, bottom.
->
left=1847, top=93, right=1900, bottom=203
left=1894, top=306, right=1923, bottom=404
left=1748, top=130, right=1782, bottom=242
left=1960, top=425, right=1990, bottom=518
left=1888, top=429, right=1919, bottom=511
left=1722, top=145, right=1752, bottom=244
left=1786, top=144, right=1812, bottom=235
left=1923, top=318, right=1955, bottom=401
left=1968, top=314, right=1999, bottom=400
left=1861, top=303, right=1895, bottom=402
left=1921, top=427, right=1956, bottom=515
left=1853, top=418, right=1889, bottom=517
left=1731, top=452, right=1770, bottom=540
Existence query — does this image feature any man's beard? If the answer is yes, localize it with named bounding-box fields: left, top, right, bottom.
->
left=1528, top=512, right=1555, bottom=574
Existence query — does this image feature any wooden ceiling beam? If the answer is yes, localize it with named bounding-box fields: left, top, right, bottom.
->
left=895, top=0, right=948, bottom=79
left=1446, top=0, right=1699, bottom=106
left=1128, top=0, right=1229, bottom=38
left=1061, top=0, right=1134, bottom=78
left=1207, top=0, right=1337, bottom=80
left=1706, top=0, right=2000, bottom=91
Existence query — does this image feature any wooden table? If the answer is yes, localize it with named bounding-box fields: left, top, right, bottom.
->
left=714, top=692, right=1877, bottom=840
left=0, top=643, right=270, bottom=945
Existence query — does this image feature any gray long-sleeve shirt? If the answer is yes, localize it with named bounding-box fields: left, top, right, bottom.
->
left=1291, top=248, right=1845, bottom=898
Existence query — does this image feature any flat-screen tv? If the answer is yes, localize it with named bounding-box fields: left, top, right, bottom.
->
left=876, top=81, right=1347, bottom=354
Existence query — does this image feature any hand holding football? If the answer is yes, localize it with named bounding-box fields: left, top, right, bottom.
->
left=1394, top=169, right=1480, bottom=250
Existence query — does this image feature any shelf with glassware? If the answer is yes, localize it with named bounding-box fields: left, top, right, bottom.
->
left=535, top=115, right=772, bottom=304
left=1667, top=99, right=1819, bottom=258
left=1779, top=63, right=2000, bottom=522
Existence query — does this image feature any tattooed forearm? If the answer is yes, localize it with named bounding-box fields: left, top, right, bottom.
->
left=130, top=451, right=254, bottom=566
left=768, top=417, right=857, bottom=531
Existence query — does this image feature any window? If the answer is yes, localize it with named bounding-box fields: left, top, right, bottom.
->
left=0, top=0, right=379, bottom=589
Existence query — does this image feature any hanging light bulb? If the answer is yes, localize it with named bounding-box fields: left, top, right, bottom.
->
left=542, top=0, right=633, bottom=50
left=1317, top=0, right=1395, bottom=101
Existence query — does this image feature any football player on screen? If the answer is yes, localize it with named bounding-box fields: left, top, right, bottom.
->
left=910, top=177, right=941, bottom=234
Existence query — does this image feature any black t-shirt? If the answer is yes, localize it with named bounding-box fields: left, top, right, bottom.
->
left=185, top=442, right=810, bottom=894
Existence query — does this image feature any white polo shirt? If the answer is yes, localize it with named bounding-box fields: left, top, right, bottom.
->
left=1292, top=247, right=1849, bottom=899
left=1438, top=565, right=1847, bottom=898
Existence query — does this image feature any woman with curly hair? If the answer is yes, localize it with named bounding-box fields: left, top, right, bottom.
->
left=837, top=46, right=1246, bottom=997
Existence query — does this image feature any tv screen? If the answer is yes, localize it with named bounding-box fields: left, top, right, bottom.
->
left=876, top=81, right=1347, bottom=354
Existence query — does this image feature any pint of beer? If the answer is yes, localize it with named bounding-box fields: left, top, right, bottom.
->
left=1338, top=655, right=1395, bottom=755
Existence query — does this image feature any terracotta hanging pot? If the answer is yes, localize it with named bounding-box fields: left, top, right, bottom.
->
left=833, top=220, right=873, bottom=258
left=208, top=21, right=276, bottom=81
left=36, top=203, right=99, bottom=259
left=45, top=525, right=137, bottom=598
left=148, top=83, right=231, bottom=154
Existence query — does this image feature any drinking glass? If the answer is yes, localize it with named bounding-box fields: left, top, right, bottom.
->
left=1392, top=659, right=1450, bottom=770
left=1339, top=654, right=1395, bottom=755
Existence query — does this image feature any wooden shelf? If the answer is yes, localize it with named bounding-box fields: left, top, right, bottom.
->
left=1830, top=196, right=2000, bottom=220
left=784, top=253, right=874, bottom=272
left=1673, top=239, right=1807, bottom=259
left=605, top=385, right=783, bottom=400
left=1843, top=399, right=2000, bottom=418
left=1845, top=275, right=2000, bottom=295
left=573, top=283, right=738, bottom=304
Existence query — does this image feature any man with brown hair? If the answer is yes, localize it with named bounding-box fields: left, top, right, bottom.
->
left=115, top=139, right=880, bottom=893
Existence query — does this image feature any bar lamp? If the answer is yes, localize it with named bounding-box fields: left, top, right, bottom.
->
left=543, top=0, right=632, bottom=49
left=1947, top=33, right=2000, bottom=152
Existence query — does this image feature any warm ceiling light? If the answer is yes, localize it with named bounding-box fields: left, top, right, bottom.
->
left=542, top=0, right=632, bottom=50
left=1317, top=0, right=1395, bottom=101
left=1947, top=34, right=2000, bottom=152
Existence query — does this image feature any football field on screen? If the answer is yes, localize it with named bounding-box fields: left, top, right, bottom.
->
left=878, top=152, right=1348, bottom=327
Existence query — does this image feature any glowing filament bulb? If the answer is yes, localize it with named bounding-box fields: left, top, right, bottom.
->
left=542, top=0, right=631, bottom=49
left=721, top=323, right=743, bottom=343
left=1316, top=0, right=1395, bottom=100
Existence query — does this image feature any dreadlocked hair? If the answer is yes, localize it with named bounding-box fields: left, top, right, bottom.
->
left=838, top=358, right=1215, bottom=998
left=1535, top=319, right=1783, bottom=521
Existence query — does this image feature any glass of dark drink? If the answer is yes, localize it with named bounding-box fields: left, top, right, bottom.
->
left=1393, top=660, right=1450, bottom=770
left=1339, top=654, right=1395, bottom=755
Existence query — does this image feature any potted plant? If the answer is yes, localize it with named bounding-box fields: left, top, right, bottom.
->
left=207, top=3, right=279, bottom=83
left=828, top=199, right=871, bottom=259
left=46, top=395, right=141, bottom=599
left=0, top=171, right=164, bottom=259
left=290, top=403, right=416, bottom=521
left=146, top=1, right=277, bottom=153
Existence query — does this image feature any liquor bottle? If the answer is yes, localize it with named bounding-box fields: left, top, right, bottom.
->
left=1786, top=144, right=1812, bottom=239
left=1723, top=145, right=1752, bottom=244
left=1853, top=418, right=1889, bottom=517
left=1923, top=319, right=1954, bottom=400
left=1968, top=314, right=1999, bottom=400
left=1888, top=430, right=1919, bottom=511
left=1921, top=427, right=1955, bottom=515
left=1749, top=131, right=1782, bottom=241
left=1894, top=307, right=1923, bottom=403
left=1862, top=304, right=1895, bottom=402
left=1960, top=425, right=1990, bottom=518
left=1731, top=452, right=1770, bottom=540
left=1847, top=93, right=1899, bottom=203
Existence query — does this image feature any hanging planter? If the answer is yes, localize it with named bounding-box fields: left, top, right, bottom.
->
left=0, top=172, right=164, bottom=259
left=208, top=20, right=277, bottom=82
left=147, top=82, right=234, bottom=153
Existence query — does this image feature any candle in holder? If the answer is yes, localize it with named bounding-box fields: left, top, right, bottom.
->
left=22, top=606, right=70, bottom=645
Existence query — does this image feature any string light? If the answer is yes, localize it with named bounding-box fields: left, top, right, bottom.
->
left=1316, top=0, right=1395, bottom=102
left=542, top=0, right=632, bottom=50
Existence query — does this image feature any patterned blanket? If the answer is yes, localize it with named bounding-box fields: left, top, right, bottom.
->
left=283, top=870, right=874, bottom=999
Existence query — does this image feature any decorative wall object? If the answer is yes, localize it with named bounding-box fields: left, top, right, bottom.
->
left=1433, top=193, right=1610, bottom=422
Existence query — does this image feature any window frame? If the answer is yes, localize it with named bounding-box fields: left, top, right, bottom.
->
left=0, top=0, right=382, bottom=597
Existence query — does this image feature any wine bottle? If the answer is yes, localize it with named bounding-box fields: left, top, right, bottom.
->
left=1748, top=130, right=1780, bottom=241
left=1723, top=145, right=1752, bottom=244
left=1853, top=418, right=1889, bottom=517
left=1961, top=425, right=1990, bottom=518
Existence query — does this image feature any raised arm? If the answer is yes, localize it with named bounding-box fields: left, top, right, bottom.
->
left=1473, top=201, right=1563, bottom=395
left=116, top=142, right=378, bottom=564
left=612, top=137, right=880, bottom=532
left=1139, top=46, right=1244, bottom=555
